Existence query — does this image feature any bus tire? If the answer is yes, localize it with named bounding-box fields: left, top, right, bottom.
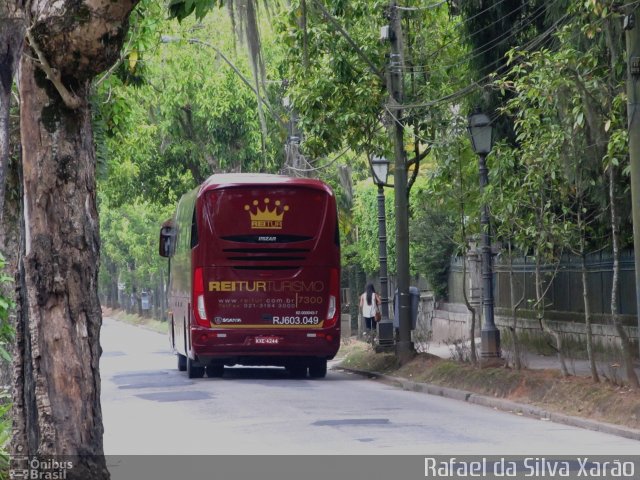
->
left=308, top=359, right=327, bottom=378
left=207, top=364, right=224, bottom=378
left=187, top=356, right=205, bottom=379
left=177, top=353, right=187, bottom=372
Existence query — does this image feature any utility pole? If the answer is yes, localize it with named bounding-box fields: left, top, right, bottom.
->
left=386, top=0, right=414, bottom=364
left=283, top=96, right=305, bottom=177
left=625, top=1, right=640, bottom=357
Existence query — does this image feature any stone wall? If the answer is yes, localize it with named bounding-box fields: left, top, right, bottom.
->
left=430, top=301, right=639, bottom=355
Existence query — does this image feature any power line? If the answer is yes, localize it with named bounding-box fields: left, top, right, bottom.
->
left=290, top=1, right=627, bottom=172
left=409, top=0, right=533, bottom=69
left=305, top=0, right=517, bottom=85
left=405, top=0, right=560, bottom=74
left=396, top=11, right=572, bottom=111
left=283, top=142, right=356, bottom=173
left=391, top=6, right=631, bottom=149
left=437, top=1, right=557, bottom=72
left=290, top=4, right=558, bottom=168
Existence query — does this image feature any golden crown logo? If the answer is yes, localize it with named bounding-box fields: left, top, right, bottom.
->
left=244, top=198, right=290, bottom=230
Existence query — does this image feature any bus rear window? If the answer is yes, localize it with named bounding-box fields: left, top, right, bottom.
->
left=203, top=187, right=329, bottom=241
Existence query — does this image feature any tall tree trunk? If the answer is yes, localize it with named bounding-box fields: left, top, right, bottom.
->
left=0, top=126, right=21, bottom=387
left=534, top=192, right=568, bottom=376
left=0, top=3, right=25, bottom=266
left=577, top=201, right=599, bottom=383
left=535, top=254, right=569, bottom=377
left=608, top=166, right=640, bottom=388
left=508, top=242, right=524, bottom=370
left=105, top=260, right=118, bottom=309
left=0, top=2, right=25, bottom=221
left=13, top=54, right=108, bottom=479
left=0, top=0, right=26, bottom=398
left=580, top=252, right=598, bottom=383
left=12, top=2, right=139, bottom=478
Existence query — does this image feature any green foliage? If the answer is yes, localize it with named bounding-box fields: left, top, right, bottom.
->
left=168, top=0, right=218, bottom=22
left=275, top=0, right=389, bottom=158
left=0, top=255, right=14, bottom=366
left=91, top=0, right=637, bottom=312
left=95, top=5, right=288, bottom=300
left=275, top=0, right=466, bottom=163
left=99, top=196, right=174, bottom=297
left=491, top=6, right=631, bottom=261
left=408, top=136, right=480, bottom=299
left=351, top=180, right=395, bottom=274
left=351, top=176, right=435, bottom=278
left=0, top=254, right=13, bottom=476
left=412, top=207, right=456, bottom=299
left=0, top=391, right=10, bottom=478
left=459, top=0, right=570, bottom=142
left=273, top=0, right=476, bottom=283
left=95, top=9, right=285, bottom=208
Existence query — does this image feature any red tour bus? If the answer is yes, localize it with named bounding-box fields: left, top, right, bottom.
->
left=159, top=173, right=341, bottom=379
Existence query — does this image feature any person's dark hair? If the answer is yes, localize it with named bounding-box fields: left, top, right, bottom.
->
left=365, top=283, right=376, bottom=305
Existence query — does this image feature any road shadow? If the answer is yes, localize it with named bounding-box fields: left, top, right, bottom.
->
left=200, top=366, right=360, bottom=383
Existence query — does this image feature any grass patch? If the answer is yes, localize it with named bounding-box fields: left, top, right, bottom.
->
left=337, top=339, right=397, bottom=373
left=338, top=340, right=640, bottom=430
left=105, top=308, right=169, bottom=335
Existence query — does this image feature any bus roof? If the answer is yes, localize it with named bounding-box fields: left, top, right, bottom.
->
left=197, top=173, right=333, bottom=197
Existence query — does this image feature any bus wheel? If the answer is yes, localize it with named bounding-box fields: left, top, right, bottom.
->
left=207, top=364, right=224, bottom=378
left=288, top=363, right=307, bottom=379
left=177, top=354, right=187, bottom=372
left=308, top=359, right=327, bottom=379
left=187, top=357, right=205, bottom=379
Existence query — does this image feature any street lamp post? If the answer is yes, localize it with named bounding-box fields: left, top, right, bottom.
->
left=370, top=156, right=394, bottom=350
left=467, top=112, right=501, bottom=359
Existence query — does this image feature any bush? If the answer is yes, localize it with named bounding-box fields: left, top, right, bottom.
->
left=412, top=208, right=456, bottom=299
left=0, top=253, right=14, bottom=478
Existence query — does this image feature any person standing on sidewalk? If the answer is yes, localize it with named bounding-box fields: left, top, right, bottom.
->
left=360, top=283, right=380, bottom=337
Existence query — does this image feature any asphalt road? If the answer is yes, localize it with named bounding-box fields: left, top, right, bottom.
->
left=100, top=317, right=640, bottom=456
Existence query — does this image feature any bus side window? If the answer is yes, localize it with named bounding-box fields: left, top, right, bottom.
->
left=190, top=208, right=199, bottom=249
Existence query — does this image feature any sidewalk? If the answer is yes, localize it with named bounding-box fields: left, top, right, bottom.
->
left=340, top=337, right=640, bottom=441
left=423, top=338, right=640, bottom=381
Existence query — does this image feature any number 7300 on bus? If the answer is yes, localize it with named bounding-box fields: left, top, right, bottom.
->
left=159, top=174, right=341, bottom=379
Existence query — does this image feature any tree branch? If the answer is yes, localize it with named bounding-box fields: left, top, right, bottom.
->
left=310, top=0, right=386, bottom=83
left=26, top=29, right=82, bottom=110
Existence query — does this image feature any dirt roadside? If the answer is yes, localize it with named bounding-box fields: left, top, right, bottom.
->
left=335, top=340, right=640, bottom=436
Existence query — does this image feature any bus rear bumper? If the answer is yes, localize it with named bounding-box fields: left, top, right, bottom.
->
left=190, top=327, right=340, bottom=366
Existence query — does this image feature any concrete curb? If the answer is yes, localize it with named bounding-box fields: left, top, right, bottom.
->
left=336, top=366, right=640, bottom=442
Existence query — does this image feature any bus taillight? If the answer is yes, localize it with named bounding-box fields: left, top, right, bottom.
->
left=193, top=267, right=210, bottom=327
left=324, top=268, right=340, bottom=328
